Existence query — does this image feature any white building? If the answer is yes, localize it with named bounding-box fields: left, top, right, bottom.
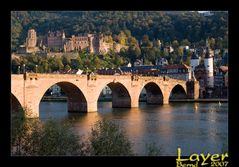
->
left=101, top=86, right=112, bottom=96
left=160, top=64, right=191, bottom=81
left=49, top=85, right=61, bottom=96
left=204, top=47, right=214, bottom=88
left=76, top=69, right=83, bottom=75
left=190, top=51, right=200, bottom=72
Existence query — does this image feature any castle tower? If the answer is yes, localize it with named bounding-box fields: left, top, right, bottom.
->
left=204, top=46, right=214, bottom=88
left=26, top=29, right=37, bottom=48
left=88, top=34, right=94, bottom=53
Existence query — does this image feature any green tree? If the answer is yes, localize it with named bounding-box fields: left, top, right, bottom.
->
left=208, top=37, right=216, bottom=49
left=34, top=120, right=84, bottom=155
left=124, top=29, right=131, bottom=37
left=11, top=108, right=86, bottom=156
left=62, top=55, right=71, bottom=66
left=154, top=47, right=161, bottom=60
left=93, top=56, right=102, bottom=70
left=127, top=45, right=141, bottom=65
left=169, top=57, right=173, bottom=64
left=215, top=37, right=223, bottom=50
left=11, top=15, right=23, bottom=51
left=180, top=39, right=191, bottom=46
left=113, top=54, right=124, bottom=67
left=153, top=39, right=161, bottom=48
left=141, top=48, right=156, bottom=65
left=89, top=119, right=133, bottom=156
left=48, top=57, right=64, bottom=72
left=170, top=53, right=177, bottom=64
left=41, top=60, right=49, bottom=73
left=128, top=36, right=138, bottom=46
left=177, top=47, right=184, bottom=57
left=118, top=31, right=127, bottom=45
left=185, top=55, right=191, bottom=66
left=64, top=64, right=71, bottom=71
left=11, top=58, right=21, bottom=74
left=142, top=34, right=153, bottom=48
left=172, top=40, right=179, bottom=49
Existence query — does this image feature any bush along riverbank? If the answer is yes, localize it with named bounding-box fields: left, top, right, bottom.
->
left=11, top=108, right=161, bottom=156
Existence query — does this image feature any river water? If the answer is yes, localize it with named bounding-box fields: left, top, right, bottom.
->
left=39, top=101, right=228, bottom=156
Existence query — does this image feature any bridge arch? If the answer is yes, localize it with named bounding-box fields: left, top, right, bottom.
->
left=139, top=82, right=164, bottom=104
left=38, top=81, right=87, bottom=114
left=11, top=93, right=23, bottom=112
left=96, top=81, right=131, bottom=108
left=169, top=84, right=187, bottom=100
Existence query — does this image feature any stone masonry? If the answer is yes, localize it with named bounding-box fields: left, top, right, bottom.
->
left=11, top=73, right=199, bottom=118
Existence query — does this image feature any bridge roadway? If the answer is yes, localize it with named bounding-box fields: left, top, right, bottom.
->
left=11, top=73, right=199, bottom=118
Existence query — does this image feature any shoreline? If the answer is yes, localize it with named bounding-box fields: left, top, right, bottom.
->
left=41, top=96, right=228, bottom=103
left=169, top=98, right=228, bottom=102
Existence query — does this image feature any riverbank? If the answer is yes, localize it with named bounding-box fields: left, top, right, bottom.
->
left=41, top=96, right=113, bottom=102
left=42, top=96, right=228, bottom=103
left=169, top=98, right=228, bottom=102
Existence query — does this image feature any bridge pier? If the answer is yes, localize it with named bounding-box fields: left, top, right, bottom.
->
left=163, top=91, right=170, bottom=105
left=163, top=96, right=169, bottom=105
left=87, top=101, right=97, bottom=112
left=131, top=98, right=139, bottom=108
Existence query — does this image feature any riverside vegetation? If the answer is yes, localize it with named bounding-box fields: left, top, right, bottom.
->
left=11, top=108, right=161, bottom=156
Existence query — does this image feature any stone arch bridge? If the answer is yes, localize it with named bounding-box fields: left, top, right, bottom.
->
left=11, top=73, right=199, bottom=118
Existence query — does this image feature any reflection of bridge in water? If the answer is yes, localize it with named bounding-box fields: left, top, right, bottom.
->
left=11, top=73, right=199, bottom=118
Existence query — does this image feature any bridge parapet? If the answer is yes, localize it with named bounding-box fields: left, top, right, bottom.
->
left=11, top=74, right=24, bottom=80
left=97, top=74, right=132, bottom=80
left=25, top=73, right=87, bottom=79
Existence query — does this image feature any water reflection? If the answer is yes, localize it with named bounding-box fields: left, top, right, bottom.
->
left=194, top=102, right=199, bottom=112
left=39, top=101, right=228, bottom=156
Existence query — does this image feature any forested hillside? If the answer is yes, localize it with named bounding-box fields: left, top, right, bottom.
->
left=11, top=11, right=228, bottom=73
left=11, top=11, right=228, bottom=50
